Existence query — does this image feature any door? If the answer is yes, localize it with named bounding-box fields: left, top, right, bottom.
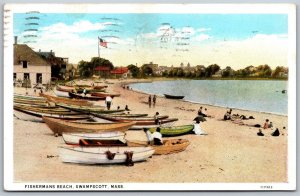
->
left=36, top=73, right=42, bottom=84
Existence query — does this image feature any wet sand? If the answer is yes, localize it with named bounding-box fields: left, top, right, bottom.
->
left=13, top=78, right=288, bottom=183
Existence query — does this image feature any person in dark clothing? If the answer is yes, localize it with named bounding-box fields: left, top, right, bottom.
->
left=154, top=112, right=160, bottom=125
left=148, top=95, right=152, bottom=108
left=197, top=106, right=208, bottom=117
left=153, top=95, right=157, bottom=107
left=153, top=127, right=163, bottom=145
left=125, top=105, right=130, bottom=111
left=271, top=128, right=280, bottom=136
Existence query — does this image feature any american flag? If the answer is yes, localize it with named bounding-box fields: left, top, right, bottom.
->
left=98, top=37, right=108, bottom=48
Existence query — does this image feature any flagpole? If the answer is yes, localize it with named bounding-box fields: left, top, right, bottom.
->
left=98, top=37, right=100, bottom=58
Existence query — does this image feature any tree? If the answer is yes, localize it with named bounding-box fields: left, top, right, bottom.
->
left=222, top=66, right=235, bottom=77
left=162, top=70, right=168, bottom=77
left=177, top=68, right=184, bottom=77
left=257, top=64, right=272, bottom=77
left=78, top=57, right=114, bottom=77
left=272, top=66, right=287, bottom=77
left=205, top=64, right=220, bottom=77
left=127, top=64, right=140, bottom=78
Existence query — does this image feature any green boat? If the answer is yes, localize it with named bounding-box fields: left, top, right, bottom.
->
left=149, top=124, right=194, bottom=137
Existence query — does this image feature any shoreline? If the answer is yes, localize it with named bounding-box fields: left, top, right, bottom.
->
left=119, top=78, right=287, bottom=117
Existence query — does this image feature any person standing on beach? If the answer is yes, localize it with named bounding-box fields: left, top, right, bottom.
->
left=153, top=95, right=157, bottom=107
left=105, top=96, right=113, bottom=110
left=148, top=95, right=152, bottom=108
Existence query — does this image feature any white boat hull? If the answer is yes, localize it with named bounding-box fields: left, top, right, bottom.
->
left=54, top=89, right=70, bottom=98
left=62, top=132, right=126, bottom=144
left=59, top=146, right=154, bottom=164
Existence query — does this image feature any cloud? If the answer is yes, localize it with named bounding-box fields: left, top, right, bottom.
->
left=197, top=28, right=211, bottom=32
left=40, top=20, right=106, bottom=34
left=251, top=33, right=288, bottom=40
left=194, top=34, right=211, bottom=42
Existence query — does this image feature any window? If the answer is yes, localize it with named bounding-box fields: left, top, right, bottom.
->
left=36, top=73, right=42, bottom=83
left=24, top=73, right=30, bottom=80
left=22, top=61, right=28, bottom=68
left=13, top=73, right=16, bottom=80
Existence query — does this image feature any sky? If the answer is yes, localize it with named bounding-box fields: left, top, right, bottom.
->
left=13, top=13, right=288, bottom=69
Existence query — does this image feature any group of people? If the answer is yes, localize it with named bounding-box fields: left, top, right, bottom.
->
left=148, top=95, right=157, bottom=108
left=258, top=119, right=281, bottom=137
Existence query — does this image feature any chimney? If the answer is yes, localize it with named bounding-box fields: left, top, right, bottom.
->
left=14, top=36, right=17, bottom=45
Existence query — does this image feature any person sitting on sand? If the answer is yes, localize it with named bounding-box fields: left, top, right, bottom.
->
left=271, top=128, right=280, bottom=137
left=152, top=127, right=163, bottom=145
left=193, top=120, right=207, bottom=135
left=257, top=129, right=264, bottom=136
left=154, top=112, right=160, bottom=125
left=269, top=122, right=273, bottom=128
left=198, top=107, right=207, bottom=117
left=223, top=109, right=232, bottom=120
left=263, top=119, right=270, bottom=129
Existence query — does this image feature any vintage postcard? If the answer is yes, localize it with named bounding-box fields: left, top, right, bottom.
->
left=3, top=3, right=296, bottom=191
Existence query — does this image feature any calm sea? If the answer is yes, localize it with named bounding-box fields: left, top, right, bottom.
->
left=130, top=80, right=288, bottom=115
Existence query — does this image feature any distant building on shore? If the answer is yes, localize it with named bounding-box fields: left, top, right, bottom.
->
left=14, top=43, right=51, bottom=86
left=110, top=67, right=130, bottom=78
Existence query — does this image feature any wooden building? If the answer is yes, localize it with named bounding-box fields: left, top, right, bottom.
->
left=14, top=44, right=51, bottom=86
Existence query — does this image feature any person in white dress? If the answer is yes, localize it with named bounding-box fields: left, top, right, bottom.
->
left=193, top=120, right=207, bottom=135
left=143, top=127, right=163, bottom=145
left=105, top=96, right=113, bottom=110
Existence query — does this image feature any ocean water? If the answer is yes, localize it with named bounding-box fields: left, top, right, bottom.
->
left=130, top=80, right=288, bottom=115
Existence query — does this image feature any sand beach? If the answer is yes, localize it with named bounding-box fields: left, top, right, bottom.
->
left=13, top=78, right=288, bottom=183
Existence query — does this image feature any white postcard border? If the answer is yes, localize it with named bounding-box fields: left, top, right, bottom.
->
left=3, top=3, right=297, bottom=191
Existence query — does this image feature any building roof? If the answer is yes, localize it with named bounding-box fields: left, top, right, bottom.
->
left=110, top=67, right=128, bottom=74
left=95, top=66, right=111, bottom=71
left=14, top=44, right=51, bottom=66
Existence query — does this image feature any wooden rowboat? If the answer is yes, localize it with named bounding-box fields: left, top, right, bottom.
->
left=164, top=94, right=185, bottom=99
left=54, top=89, right=70, bottom=98
left=149, top=124, right=194, bottom=137
left=57, top=103, right=122, bottom=114
left=13, top=104, right=75, bottom=113
left=39, top=93, right=93, bottom=107
left=13, top=108, right=90, bottom=121
left=14, top=93, right=46, bottom=100
left=68, top=92, right=105, bottom=101
left=43, top=116, right=136, bottom=135
left=58, top=146, right=154, bottom=165
left=90, top=92, right=120, bottom=98
left=127, top=139, right=190, bottom=155
left=14, top=99, right=50, bottom=106
left=93, top=85, right=108, bottom=90
left=62, top=132, right=126, bottom=145
left=92, top=113, right=169, bottom=121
